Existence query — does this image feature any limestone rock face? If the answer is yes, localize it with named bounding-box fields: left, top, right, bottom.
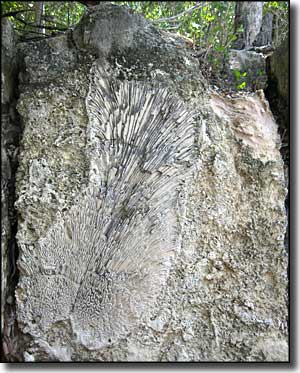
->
left=12, top=3, right=288, bottom=362
left=1, top=19, right=20, bottom=334
left=227, top=49, right=267, bottom=91
left=265, top=37, right=289, bottom=169
left=269, top=37, right=288, bottom=105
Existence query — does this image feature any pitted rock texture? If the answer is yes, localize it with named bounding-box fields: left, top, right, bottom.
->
left=1, top=18, right=20, bottom=335
left=14, top=3, right=288, bottom=362
left=17, top=64, right=196, bottom=351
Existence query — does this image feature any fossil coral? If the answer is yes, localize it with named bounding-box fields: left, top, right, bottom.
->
left=16, top=64, right=196, bottom=350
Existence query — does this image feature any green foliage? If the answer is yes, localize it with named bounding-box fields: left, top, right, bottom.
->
left=117, top=1, right=237, bottom=51
left=233, top=69, right=241, bottom=81
left=256, top=69, right=265, bottom=77
left=233, top=69, right=247, bottom=90
left=237, top=81, right=246, bottom=90
left=266, top=1, right=279, bottom=9
left=1, top=1, right=85, bottom=39
left=263, top=1, right=288, bottom=47
left=1, top=1, right=288, bottom=52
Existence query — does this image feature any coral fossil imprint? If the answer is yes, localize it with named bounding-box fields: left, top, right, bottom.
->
left=17, top=64, right=196, bottom=349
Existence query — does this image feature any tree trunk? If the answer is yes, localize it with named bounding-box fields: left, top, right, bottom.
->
left=234, top=2, right=243, bottom=33
left=254, top=12, right=273, bottom=47
left=34, top=1, right=44, bottom=34
left=234, top=1, right=263, bottom=49
left=274, top=8, right=279, bottom=47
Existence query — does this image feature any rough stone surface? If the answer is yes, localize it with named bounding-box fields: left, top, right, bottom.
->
left=227, top=49, right=268, bottom=91
left=12, top=3, right=288, bottom=362
left=1, top=19, right=19, bottom=334
left=265, top=38, right=289, bottom=156
left=265, top=37, right=289, bottom=219
left=269, top=37, right=288, bottom=106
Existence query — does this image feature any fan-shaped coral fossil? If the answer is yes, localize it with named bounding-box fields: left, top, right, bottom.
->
left=16, top=64, right=196, bottom=349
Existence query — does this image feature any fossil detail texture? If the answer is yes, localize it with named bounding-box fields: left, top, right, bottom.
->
left=16, top=64, right=196, bottom=350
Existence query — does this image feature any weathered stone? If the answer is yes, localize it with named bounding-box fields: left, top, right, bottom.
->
left=269, top=37, right=288, bottom=105
left=11, top=3, right=288, bottom=362
left=227, top=49, right=268, bottom=91
left=1, top=18, right=19, bottom=335
left=72, top=3, right=149, bottom=56
left=265, top=37, right=289, bottom=191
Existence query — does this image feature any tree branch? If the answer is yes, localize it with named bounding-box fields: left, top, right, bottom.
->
left=1, top=9, right=35, bottom=18
left=152, top=2, right=203, bottom=24
left=13, top=15, right=67, bottom=31
left=20, top=35, right=52, bottom=42
left=15, top=28, right=49, bottom=37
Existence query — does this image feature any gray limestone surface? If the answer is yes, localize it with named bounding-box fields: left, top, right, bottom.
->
left=3, top=3, right=288, bottom=362
left=269, top=37, right=288, bottom=105
left=1, top=18, right=20, bottom=336
left=227, top=49, right=268, bottom=91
